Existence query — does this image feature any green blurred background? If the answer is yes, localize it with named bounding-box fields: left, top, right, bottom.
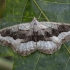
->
left=0, top=0, right=70, bottom=70
left=0, top=0, right=13, bottom=70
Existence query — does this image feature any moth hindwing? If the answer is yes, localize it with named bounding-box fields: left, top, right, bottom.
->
left=0, top=17, right=70, bottom=56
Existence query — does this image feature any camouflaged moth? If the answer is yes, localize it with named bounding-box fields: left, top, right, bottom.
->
left=0, top=17, right=70, bottom=56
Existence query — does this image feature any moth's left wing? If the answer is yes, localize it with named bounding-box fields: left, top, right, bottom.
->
left=39, top=22, right=70, bottom=42
left=37, top=22, right=70, bottom=54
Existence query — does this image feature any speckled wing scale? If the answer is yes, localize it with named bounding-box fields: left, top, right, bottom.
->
left=0, top=17, right=70, bottom=56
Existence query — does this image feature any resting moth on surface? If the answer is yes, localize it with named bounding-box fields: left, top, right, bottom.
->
left=0, top=17, right=70, bottom=56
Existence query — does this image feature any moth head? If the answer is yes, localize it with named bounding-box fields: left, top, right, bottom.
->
left=30, top=17, right=47, bottom=33
left=30, top=17, right=39, bottom=32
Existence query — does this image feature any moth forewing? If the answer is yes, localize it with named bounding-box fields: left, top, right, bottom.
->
left=0, top=17, right=70, bottom=56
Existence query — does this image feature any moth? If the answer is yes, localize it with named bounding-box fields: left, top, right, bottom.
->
left=0, top=17, right=70, bottom=56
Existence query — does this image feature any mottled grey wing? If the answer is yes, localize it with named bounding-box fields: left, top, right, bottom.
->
left=0, top=23, right=36, bottom=56
left=40, top=22, right=70, bottom=43
left=37, top=22, right=70, bottom=54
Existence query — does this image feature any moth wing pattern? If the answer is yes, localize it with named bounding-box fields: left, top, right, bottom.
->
left=40, top=22, right=70, bottom=43
left=0, top=23, right=37, bottom=56
left=36, top=22, right=70, bottom=54
left=0, top=18, right=70, bottom=56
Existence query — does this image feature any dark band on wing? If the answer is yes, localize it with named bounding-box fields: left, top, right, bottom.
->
left=52, top=25, right=70, bottom=36
left=0, top=25, right=70, bottom=42
left=0, top=29, right=51, bottom=42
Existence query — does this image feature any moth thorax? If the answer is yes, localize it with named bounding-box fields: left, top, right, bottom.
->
left=30, top=22, right=39, bottom=32
left=33, top=26, right=38, bottom=32
left=30, top=17, right=39, bottom=32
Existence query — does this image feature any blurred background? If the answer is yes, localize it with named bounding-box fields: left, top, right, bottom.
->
left=0, top=0, right=13, bottom=70
left=0, top=57, right=13, bottom=70
left=0, top=0, right=5, bottom=20
left=0, top=0, right=70, bottom=70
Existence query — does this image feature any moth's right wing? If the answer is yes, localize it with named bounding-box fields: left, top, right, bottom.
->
left=0, top=23, right=37, bottom=56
